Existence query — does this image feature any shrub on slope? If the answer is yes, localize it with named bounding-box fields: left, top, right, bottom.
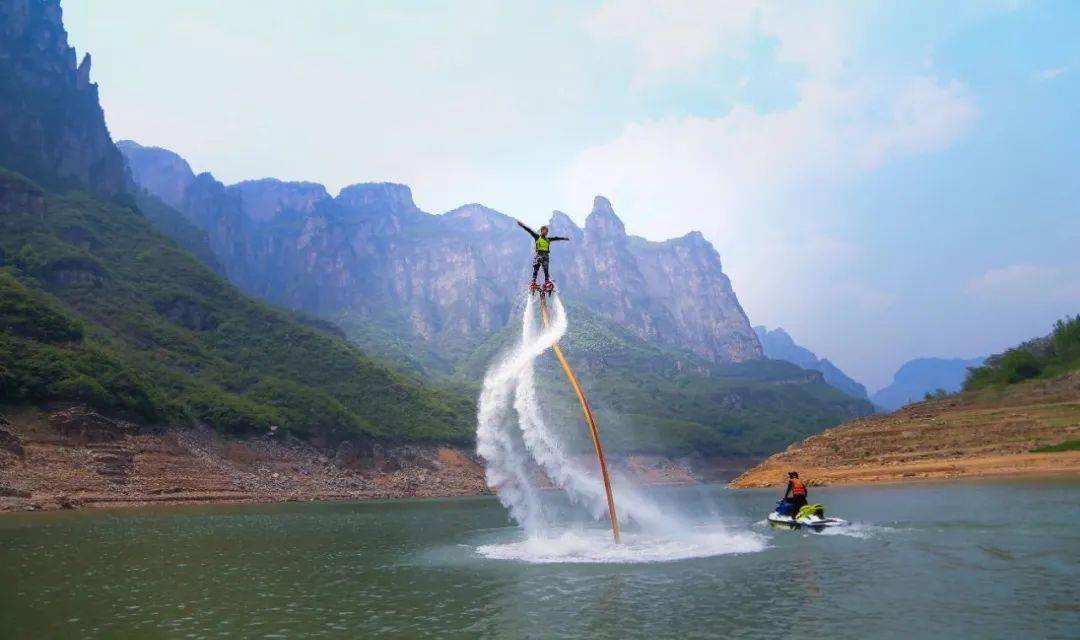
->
left=965, top=316, right=1080, bottom=390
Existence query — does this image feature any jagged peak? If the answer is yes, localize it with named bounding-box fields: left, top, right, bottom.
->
left=336, top=182, right=417, bottom=214
left=191, top=171, right=223, bottom=186
left=0, top=0, right=125, bottom=196
left=664, top=229, right=713, bottom=248
left=443, top=203, right=517, bottom=231
left=118, top=140, right=197, bottom=208
left=118, top=140, right=192, bottom=171
left=445, top=203, right=506, bottom=218
left=755, top=326, right=796, bottom=346
left=547, top=210, right=582, bottom=239
left=593, top=195, right=614, bottom=213
left=232, top=179, right=331, bottom=222
left=584, top=195, right=626, bottom=237
left=75, top=52, right=91, bottom=89
left=233, top=177, right=328, bottom=194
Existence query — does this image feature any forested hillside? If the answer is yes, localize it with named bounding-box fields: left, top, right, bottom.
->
left=0, top=170, right=474, bottom=442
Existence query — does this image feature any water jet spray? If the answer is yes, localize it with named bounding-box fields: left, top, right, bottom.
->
left=538, top=294, right=620, bottom=544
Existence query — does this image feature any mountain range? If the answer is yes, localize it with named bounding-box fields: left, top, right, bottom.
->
left=119, top=140, right=762, bottom=372
left=754, top=326, right=869, bottom=400
left=0, top=0, right=872, bottom=460
left=118, top=141, right=873, bottom=454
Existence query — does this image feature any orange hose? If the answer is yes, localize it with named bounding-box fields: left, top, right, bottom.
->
left=539, top=295, right=621, bottom=544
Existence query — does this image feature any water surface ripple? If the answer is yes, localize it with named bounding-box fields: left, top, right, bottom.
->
left=1, top=480, right=1077, bottom=639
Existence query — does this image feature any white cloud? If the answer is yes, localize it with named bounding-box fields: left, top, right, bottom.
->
left=572, top=0, right=984, bottom=389
left=759, top=2, right=853, bottom=78
left=1035, top=66, right=1067, bottom=81
left=967, top=264, right=1080, bottom=302
left=857, top=78, right=977, bottom=169
left=583, top=1, right=858, bottom=80
left=564, top=75, right=975, bottom=243
left=573, top=3, right=976, bottom=236
left=583, top=0, right=761, bottom=75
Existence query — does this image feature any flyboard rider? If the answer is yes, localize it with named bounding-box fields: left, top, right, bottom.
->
left=517, top=218, right=570, bottom=292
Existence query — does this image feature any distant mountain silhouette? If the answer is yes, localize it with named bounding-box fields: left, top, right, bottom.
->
left=754, top=326, right=869, bottom=400
left=873, top=357, right=986, bottom=411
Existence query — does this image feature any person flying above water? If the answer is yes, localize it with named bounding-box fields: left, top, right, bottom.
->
left=516, top=219, right=570, bottom=288
left=783, top=471, right=808, bottom=517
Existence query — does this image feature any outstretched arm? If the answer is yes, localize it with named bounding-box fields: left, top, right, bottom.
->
left=783, top=481, right=793, bottom=499
left=516, top=220, right=539, bottom=239
left=549, top=236, right=570, bottom=242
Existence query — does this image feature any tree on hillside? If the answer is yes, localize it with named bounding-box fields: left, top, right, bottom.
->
left=965, top=315, right=1080, bottom=390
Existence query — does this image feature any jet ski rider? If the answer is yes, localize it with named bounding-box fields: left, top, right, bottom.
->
left=783, top=471, right=808, bottom=517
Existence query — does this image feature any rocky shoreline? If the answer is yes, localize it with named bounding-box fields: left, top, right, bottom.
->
left=0, top=407, right=491, bottom=513
left=730, top=452, right=1080, bottom=489
left=0, top=406, right=748, bottom=513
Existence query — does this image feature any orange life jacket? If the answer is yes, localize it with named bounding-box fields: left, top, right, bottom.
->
left=790, top=478, right=807, bottom=496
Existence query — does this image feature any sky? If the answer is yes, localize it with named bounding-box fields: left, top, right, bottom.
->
left=64, top=0, right=1079, bottom=391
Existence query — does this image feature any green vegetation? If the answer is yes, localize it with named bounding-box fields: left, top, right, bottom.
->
left=0, top=171, right=474, bottom=442
left=539, top=349, right=869, bottom=457
left=128, top=189, right=224, bottom=274
left=340, top=290, right=873, bottom=456
left=1032, top=440, right=1080, bottom=453
left=965, top=316, right=1080, bottom=390
left=458, top=300, right=872, bottom=456
left=924, top=388, right=951, bottom=401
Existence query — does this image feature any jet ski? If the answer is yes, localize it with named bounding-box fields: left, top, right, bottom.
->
left=767, top=501, right=847, bottom=531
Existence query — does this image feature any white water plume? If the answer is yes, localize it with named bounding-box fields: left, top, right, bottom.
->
left=476, top=295, right=762, bottom=564
left=474, top=294, right=566, bottom=534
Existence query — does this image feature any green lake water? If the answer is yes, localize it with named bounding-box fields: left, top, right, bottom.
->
left=1, top=480, right=1077, bottom=639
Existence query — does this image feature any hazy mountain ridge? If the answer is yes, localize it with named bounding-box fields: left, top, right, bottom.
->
left=118, top=144, right=880, bottom=455
left=0, top=0, right=873, bottom=466
left=119, top=141, right=763, bottom=369
left=872, top=357, right=986, bottom=411
left=753, top=326, right=869, bottom=400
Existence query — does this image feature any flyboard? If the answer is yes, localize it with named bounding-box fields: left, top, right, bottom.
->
left=532, top=281, right=621, bottom=544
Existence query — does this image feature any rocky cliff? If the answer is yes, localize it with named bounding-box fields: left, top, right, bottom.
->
left=754, top=326, right=869, bottom=400
left=119, top=142, right=763, bottom=368
left=0, top=0, right=126, bottom=196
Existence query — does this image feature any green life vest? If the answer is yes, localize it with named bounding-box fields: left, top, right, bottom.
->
left=535, top=236, right=551, bottom=252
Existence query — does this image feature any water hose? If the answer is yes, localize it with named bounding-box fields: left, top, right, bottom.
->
left=539, top=295, right=621, bottom=544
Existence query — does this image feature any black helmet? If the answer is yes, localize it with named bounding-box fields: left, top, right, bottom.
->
left=788, top=471, right=799, bottom=478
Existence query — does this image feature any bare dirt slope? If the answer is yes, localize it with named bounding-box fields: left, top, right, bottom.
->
left=0, top=406, right=489, bottom=512
left=0, top=405, right=721, bottom=513
left=730, top=373, right=1080, bottom=488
